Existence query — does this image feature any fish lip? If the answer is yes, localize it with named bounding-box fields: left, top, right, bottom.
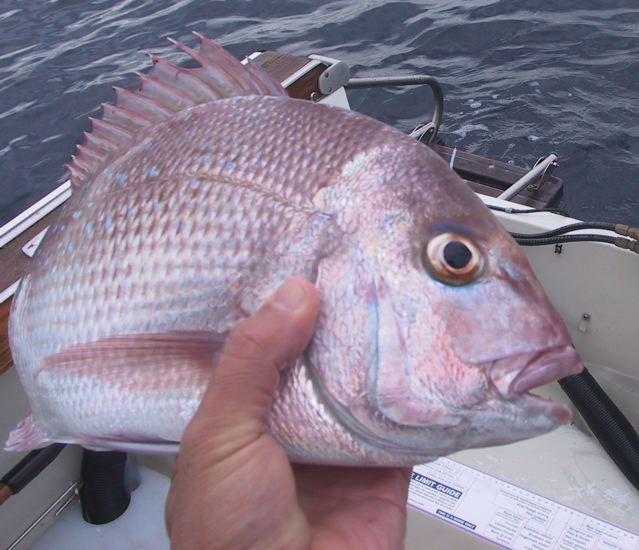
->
left=485, top=344, right=584, bottom=399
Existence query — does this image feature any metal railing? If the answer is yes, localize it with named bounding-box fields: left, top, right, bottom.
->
left=345, top=75, right=444, bottom=144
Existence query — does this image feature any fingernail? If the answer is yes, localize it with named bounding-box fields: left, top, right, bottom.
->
left=271, top=279, right=307, bottom=313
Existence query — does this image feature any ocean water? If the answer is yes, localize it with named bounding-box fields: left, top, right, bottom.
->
left=1, top=0, right=638, bottom=226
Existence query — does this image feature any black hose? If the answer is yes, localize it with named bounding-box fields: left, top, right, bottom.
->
left=559, top=368, right=639, bottom=491
left=514, top=234, right=619, bottom=247
left=0, top=444, right=65, bottom=504
left=80, top=450, right=131, bottom=524
left=488, top=205, right=570, bottom=216
left=511, top=222, right=617, bottom=240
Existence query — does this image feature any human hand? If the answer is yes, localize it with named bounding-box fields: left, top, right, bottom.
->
left=165, top=277, right=411, bottom=549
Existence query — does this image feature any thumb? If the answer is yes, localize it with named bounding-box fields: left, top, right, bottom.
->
left=181, top=276, right=320, bottom=458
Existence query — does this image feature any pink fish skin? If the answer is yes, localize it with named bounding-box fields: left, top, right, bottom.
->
left=6, top=34, right=582, bottom=465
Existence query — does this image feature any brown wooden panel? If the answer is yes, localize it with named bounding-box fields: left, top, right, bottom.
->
left=463, top=180, right=547, bottom=209
left=0, top=299, right=11, bottom=375
left=0, top=214, right=53, bottom=294
left=432, top=144, right=563, bottom=208
left=433, top=144, right=529, bottom=184
left=255, top=51, right=325, bottom=101
left=254, top=51, right=310, bottom=82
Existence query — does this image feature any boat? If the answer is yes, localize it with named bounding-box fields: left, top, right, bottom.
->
left=1, top=47, right=638, bottom=549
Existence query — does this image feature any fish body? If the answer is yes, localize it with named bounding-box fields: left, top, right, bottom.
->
left=6, top=36, right=582, bottom=465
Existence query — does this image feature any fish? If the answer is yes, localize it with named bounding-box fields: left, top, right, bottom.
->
left=5, top=34, right=583, bottom=465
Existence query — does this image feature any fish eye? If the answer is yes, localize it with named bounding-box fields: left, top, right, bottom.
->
left=421, top=233, right=483, bottom=285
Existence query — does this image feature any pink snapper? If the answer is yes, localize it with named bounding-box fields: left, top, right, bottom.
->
left=6, top=34, right=582, bottom=465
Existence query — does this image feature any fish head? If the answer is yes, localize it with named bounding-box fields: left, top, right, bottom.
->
left=310, top=142, right=583, bottom=457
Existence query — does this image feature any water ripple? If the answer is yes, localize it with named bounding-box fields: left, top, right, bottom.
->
left=0, top=0, right=638, bottom=224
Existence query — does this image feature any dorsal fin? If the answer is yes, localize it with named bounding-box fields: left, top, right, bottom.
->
left=68, top=33, right=288, bottom=188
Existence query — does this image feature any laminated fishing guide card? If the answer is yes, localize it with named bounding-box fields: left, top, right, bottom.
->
left=408, top=457, right=639, bottom=549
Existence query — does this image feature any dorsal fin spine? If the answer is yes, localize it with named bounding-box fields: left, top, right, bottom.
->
left=68, top=161, right=88, bottom=187
left=68, top=34, right=288, bottom=189
left=90, top=118, right=135, bottom=142
left=136, top=73, right=198, bottom=110
left=149, top=55, right=221, bottom=102
left=168, top=38, right=246, bottom=96
left=76, top=144, right=107, bottom=164
left=101, top=103, right=153, bottom=131
left=71, top=155, right=91, bottom=172
left=113, top=86, right=175, bottom=119
left=83, top=131, right=118, bottom=153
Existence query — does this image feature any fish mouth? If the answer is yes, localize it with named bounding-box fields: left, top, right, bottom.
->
left=485, top=344, right=584, bottom=421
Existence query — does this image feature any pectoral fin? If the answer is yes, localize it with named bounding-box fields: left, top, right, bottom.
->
left=35, top=331, right=228, bottom=386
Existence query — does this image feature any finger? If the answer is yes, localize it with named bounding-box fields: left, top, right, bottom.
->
left=183, top=277, right=320, bottom=453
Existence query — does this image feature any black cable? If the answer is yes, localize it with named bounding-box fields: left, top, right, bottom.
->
left=488, top=205, right=570, bottom=216
left=80, top=450, right=131, bottom=524
left=559, top=368, right=639, bottom=491
left=0, top=444, right=65, bottom=505
left=511, top=222, right=617, bottom=240
left=514, top=234, right=619, bottom=247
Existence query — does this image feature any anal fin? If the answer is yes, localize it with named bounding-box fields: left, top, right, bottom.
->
left=18, top=331, right=230, bottom=452
left=4, top=416, right=180, bottom=454
left=79, top=438, right=180, bottom=455
left=5, top=414, right=53, bottom=452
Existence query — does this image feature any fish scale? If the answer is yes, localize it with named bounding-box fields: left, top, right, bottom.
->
left=6, top=35, right=583, bottom=465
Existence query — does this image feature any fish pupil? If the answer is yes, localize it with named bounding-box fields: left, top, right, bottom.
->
left=443, top=241, right=472, bottom=269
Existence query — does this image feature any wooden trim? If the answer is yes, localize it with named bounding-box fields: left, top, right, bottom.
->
left=255, top=51, right=325, bottom=100
left=0, top=299, right=12, bottom=375
left=432, top=145, right=563, bottom=208
left=0, top=215, right=52, bottom=296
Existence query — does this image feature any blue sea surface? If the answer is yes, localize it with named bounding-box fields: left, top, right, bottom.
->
left=1, top=0, right=638, bottom=225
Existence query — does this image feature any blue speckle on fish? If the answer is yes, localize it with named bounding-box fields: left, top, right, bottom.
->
left=199, top=140, right=209, bottom=150
left=116, top=173, right=128, bottom=184
left=72, top=211, right=81, bottom=220
left=147, top=166, right=159, bottom=177
left=84, top=222, right=93, bottom=235
left=201, top=155, right=212, bottom=168
left=190, top=179, right=200, bottom=190
left=104, top=217, right=113, bottom=230
left=223, top=161, right=236, bottom=172
left=154, top=202, right=165, bottom=213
